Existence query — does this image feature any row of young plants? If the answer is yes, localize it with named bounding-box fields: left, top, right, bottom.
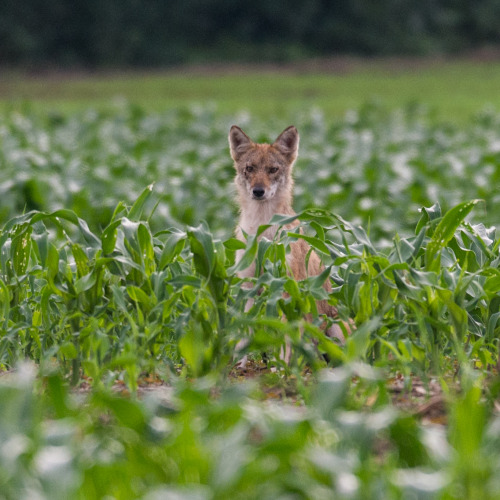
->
left=0, top=186, right=499, bottom=498
left=1, top=184, right=498, bottom=383
left=2, top=103, right=500, bottom=241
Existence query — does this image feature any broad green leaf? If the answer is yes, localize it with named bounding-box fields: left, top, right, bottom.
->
left=159, top=230, right=186, bottom=269
left=0, top=278, right=10, bottom=322
left=101, top=220, right=121, bottom=254
left=71, top=243, right=89, bottom=277
left=187, top=223, right=216, bottom=279
left=223, top=238, right=247, bottom=251
left=33, top=209, right=101, bottom=248
left=288, top=232, right=330, bottom=255
left=127, top=285, right=157, bottom=311
left=128, top=183, right=154, bottom=221
left=11, top=224, right=32, bottom=276
left=415, top=202, right=442, bottom=234
left=426, top=200, right=481, bottom=272
left=59, top=342, right=78, bottom=360
left=227, top=234, right=258, bottom=275
left=138, top=223, right=155, bottom=275
left=74, top=272, right=97, bottom=295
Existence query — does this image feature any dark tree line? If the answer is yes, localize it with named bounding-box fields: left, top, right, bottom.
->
left=2, top=0, right=500, bottom=67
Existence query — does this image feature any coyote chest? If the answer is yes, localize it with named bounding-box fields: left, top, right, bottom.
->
left=235, top=197, right=299, bottom=279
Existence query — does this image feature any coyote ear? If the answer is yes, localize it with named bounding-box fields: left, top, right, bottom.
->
left=273, top=126, right=299, bottom=161
left=229, top=125, right=253, bottom=161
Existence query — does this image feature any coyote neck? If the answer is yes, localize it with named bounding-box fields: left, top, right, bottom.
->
left=237, top=193, right=295, bottom=237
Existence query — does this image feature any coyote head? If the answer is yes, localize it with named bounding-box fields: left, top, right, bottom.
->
left=229, top=125, right=299, bottom=203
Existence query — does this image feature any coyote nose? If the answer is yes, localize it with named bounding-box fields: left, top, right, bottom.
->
left=253, top=186, right=265, bottom=199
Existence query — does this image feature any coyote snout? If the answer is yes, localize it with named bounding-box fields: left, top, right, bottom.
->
left=252, top=185, right=266, bottom=199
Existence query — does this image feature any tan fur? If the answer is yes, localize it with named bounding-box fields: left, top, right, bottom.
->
left=229, top=125, right=349, bottom=353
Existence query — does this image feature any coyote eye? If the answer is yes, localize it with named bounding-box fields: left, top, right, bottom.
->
left=268, top=167, right=279, bottom=174
left=245, top=165, right=254, bottom=173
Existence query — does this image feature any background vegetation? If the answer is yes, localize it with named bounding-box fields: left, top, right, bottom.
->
left=3, top=59, right=500, bottom=122
left=2, top=0, right=500, bottom=67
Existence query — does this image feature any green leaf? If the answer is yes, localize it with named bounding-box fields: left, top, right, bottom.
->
left=223, top=238, right=247, bottom=251
left=159, top=230, right=186, bottom=269
left=346, top=317, right=380, bottom=361
left=71, top=243, right=89, bottom=277
left=59, top=342, right=78, bottom=360
left=11, top=224, right=32, bottom=276
left=138, top=223, right=155, bottom=275
left=416, top=202, right=442, bottom=234
left=0, top=278, right=11, bottom=322
left=426, top=200, right=481, bottom=272
left=227, top=234, right=258, bottom=275
left=101, top=220, right=121, bottom=254
left=127, top=285, right=157, bottom=311
left=288, top=232, right=330, bottom=255
left=33, top=209, right=101, bottom=248
left=187, top=223, right=216, bottom=279
left=128, top=183, right=154, bottom=221
left=74, top=272, right=97, bottom=295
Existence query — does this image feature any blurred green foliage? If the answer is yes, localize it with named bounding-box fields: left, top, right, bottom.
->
left=1, top=362, right=500, bottom=499
left=2, top=1, right=500, bottom=67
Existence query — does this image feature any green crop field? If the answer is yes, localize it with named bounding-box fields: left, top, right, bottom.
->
left=1, top=64, right=500, bottom=498
left=2, top=58, right=500, bottom=121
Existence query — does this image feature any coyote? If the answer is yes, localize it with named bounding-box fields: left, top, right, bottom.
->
left=229, top=125, right=349, bottom=363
